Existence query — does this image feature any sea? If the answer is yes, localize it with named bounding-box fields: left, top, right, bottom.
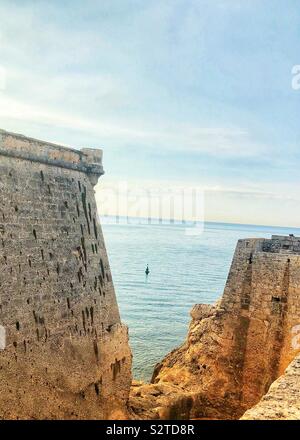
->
left=101, top=218, right=300, bottom=381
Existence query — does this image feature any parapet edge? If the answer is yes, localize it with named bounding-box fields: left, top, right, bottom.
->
left=0, top=129, right=104, bottom=182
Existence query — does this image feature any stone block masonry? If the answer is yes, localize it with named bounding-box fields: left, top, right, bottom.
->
left=0, top=129, right=132, bottom=419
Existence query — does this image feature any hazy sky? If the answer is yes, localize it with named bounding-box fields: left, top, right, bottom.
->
left=0, top=0, right=300, bottom=226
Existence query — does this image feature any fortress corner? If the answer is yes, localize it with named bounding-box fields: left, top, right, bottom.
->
left=0, top=129, right=132, bottom=419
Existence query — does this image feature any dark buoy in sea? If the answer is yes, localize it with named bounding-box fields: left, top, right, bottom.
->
left=145, top=264, right=150, bottom=276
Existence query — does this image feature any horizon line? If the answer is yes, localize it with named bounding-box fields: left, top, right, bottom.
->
left=99, top=214, right=300, bottom=232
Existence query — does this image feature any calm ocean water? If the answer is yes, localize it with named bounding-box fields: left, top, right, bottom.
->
left=102, top=219, right=300, bottom=381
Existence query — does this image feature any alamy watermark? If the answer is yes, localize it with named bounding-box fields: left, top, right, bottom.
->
left=97, top=181, right=205, bottom=236
left=0, top=325, right=6, bottom=350
left=291, top=324, right=300, bottom=350
left=291, top=65, right=300, bottom=90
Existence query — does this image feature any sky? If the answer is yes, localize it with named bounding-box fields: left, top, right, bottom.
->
left=0, top=0, right=300, bottom=226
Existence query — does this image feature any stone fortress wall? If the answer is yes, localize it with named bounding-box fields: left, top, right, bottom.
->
left=217, top=234, right=300, bottom=412
left=0, top=129, right=132, bottom=419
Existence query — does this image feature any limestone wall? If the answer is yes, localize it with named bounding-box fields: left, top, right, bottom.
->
left=219, top=237, right=300, bottom=405
left=0, top=129, right=132, bottom=419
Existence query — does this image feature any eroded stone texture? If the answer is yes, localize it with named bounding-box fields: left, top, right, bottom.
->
left=131, top=236, right=300, bottom=419
left=241, top=355, right=300, bottom=420
left=129, top=380, right=193, bottom=420
left=0, top=129, right=132, bottom=419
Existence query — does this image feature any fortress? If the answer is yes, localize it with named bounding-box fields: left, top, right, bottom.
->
left=0, top=129, right=131, bottom=419
left=0, top=128, right=299, bottom=420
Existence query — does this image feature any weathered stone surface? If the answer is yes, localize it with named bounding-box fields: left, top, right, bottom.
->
left=129, top=382, right=194, bottom=420
left=132, top=236, right=300, bottom=420
left=241, top=355, right=300, bottom=420
left=0, top=129, right=132, bottom=419
left=190, top=304, right=215, bottom=321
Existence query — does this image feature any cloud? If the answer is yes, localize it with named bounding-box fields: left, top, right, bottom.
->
left=0, top=88, right=269, bottom=158
left=0, top=0, right=299, bottom=227
left=0, top=0, right=288, bottom=160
